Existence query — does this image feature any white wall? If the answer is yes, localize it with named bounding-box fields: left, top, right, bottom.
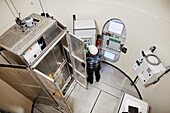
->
left=0, top=0, right=170, bottom=113
left=0, top=79, right=32, bottom=113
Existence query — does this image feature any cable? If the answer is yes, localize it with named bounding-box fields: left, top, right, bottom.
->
left=10, top=0, right=20, bottom=17
left=146, top=54, right=161, bottom=66
left=39, top=0, right=45, bottom=14
left=4, top=0, right=16, bottom=18
left=0, top=64, right=27, bottom=69
left=102, top=60, right=143, bottom=100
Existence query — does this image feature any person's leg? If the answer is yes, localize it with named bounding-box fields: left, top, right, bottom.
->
left=95, top=67, right=100, bottom=82
left=87, top=68, right=93, bottom=84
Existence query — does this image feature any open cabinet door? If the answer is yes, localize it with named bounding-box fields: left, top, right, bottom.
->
left=0, top=64, right=72, bottom=113
left=67, top=32, right=87, bottom=88
left=32, top=69, right=72, bottom=113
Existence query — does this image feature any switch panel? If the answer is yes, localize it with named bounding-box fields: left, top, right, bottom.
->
left=133, top=50, right=166, bottom=85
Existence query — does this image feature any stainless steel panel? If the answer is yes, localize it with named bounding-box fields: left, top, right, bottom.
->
left=0, top=13, right=66, bottom=67
left=67, top=83, right=100, bottom=113
left=74, top=70, right=86, bottom=86
left=35, top=96, right=57, bottom=106
left=13, top=85, right=49, bottom=100
left=0, top=53, right=10, bottom=64
left=61, top=65, right=69, bottom=81
left=61, top=36, right=68, bottom=47
left=22, top=86, right=44, bottom=97
left=68, top=33, right=87, bottom=88
left=55, top=74, right=65, bottom=89
left=0, top=70, right=18, bottom=84
left=73, top=58, right=85, bottom=75
left=14, top=22, right=58, bottom=56
left=55, top=64, right=70, bottom=89
left=64, top=48, right=71, bottom=63
left=3, top=51, right=25, bottom=65
left=30, top=31, right=66, bottom=68
left=91, top=91, right=119, bottom=113
left=53, top=43, right=64, bottom=65
left=33, top=70, right=63, bottom=101
left=33, top=70, right=72, bottom=113
left=70, top=35, right=85, bottom=61
left=36, top=41, right=65, bottom=76
left=36, top=59, right=51, bottom=76
left=32, top=108, right=42, bottom=113
left=0, top=68, right=38, bottom=86
left=0, top=32, right=22, bottom=49
left=33, top=104, right=60, bottom=113
left=24, top=95, right=57, bottom=106
left=0, top=13, right=56, bottom=55
left=0, top=67, right=55, bottom=105
left=11, top=84, right=33, bottom=96
left=44, top=24, right=60, bottom=45
left=44, top=51, right=58, bottom=75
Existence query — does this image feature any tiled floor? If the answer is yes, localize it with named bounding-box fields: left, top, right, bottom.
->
left=66, top=63, right=139, bottom=113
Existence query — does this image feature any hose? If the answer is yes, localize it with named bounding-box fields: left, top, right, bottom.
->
left=31, top=97, right=38, bottom=113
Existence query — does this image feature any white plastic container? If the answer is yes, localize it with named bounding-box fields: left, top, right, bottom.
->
left=25, top=17, right=34, bottom=28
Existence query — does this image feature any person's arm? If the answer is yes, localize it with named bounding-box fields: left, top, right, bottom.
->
left=98, top=53, right=103, bottom=62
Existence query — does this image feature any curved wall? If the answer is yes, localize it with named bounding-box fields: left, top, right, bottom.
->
left=0, top=0, right=170, bottom=113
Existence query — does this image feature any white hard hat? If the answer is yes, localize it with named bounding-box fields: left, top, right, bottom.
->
left=88, top=45, right=98, bottom=55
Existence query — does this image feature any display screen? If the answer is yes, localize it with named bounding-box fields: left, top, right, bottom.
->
left=104, top=50, right=116, bottom=60
left=108, top=20, right=124, bottom=35
left=128, top=106, right=139, bottom=113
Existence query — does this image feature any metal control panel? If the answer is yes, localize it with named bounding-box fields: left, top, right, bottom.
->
left=102, top=19, right=127, bottom=63
left=133, top=50, right=166, bottom=85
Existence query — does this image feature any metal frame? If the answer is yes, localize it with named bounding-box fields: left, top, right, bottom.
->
left=31, top=31, right=66, bottom=68
left=0, top=66, right=57, bottom=106
left=66, top=31, right=87, bottom=88
left=60, top=36, right=73, bottom=81
left=32, top=69, right=72, bottom=113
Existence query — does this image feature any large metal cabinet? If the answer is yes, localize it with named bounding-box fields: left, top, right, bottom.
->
left=0, top=13, right=87, bottom=113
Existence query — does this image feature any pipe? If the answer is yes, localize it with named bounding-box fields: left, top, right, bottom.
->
left=0, top=64, right=27, bottom=69
left=39, top=0, right=45, bottom=14
left=31, top=96, right=38, bottom=113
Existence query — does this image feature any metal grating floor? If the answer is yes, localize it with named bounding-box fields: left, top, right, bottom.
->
left=66, top=63, right=139, bottom=113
